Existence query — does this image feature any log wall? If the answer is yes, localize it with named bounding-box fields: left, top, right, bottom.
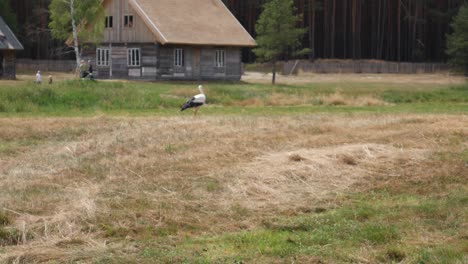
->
left=1, top=51, right=18, bottom=79
left=79, top=44, right=243, bottom=81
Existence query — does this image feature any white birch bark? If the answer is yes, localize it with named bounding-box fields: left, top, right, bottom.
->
left=69, top=0, right=81, bottom=73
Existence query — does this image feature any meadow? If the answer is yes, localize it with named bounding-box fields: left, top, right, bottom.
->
left=0, top=72, right=467, bottom=263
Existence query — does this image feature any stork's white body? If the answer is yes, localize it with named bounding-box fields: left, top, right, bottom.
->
left=180, top=85, right=206, bottom=115
left=192, top=93, right=206, bottom=104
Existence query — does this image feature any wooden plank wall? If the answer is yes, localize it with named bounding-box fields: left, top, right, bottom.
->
left=141, top=44, right=158, bottom=79
left=110, top=45, right=128, bottom=78
left=84, top=44, right=243, bottom=80
left=158, top=46, right=173, bottom=78
left=201, top=47, right=241, bottom=81
left=200, top=48, right=215, bottom=79
left=0, top=51, right=17, bottom=80
left=102, top=0, right=156, bottom=43
left=0, top=52, right=3, bottom=77
left=158, top=45, right=242, bottom=81
left=16, top=59, right=76, bottom=72
left=225, top=48, right=242, bottom=79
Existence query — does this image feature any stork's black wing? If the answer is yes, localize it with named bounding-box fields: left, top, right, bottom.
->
left=180, top=97, right=204, bottom=111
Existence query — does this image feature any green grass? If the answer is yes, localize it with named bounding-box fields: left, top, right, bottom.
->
left=381, top=86, right=468, bottom=103
left=136, top=186, right=467, bottom=263
left=0, top=79, right=466, bottom=116
left=0, top=80, right=177, bottom=113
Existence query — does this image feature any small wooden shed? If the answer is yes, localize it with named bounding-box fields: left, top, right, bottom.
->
left=0, top=16, right=24, bottom=80
left=83, top=0, right=256, bottom=81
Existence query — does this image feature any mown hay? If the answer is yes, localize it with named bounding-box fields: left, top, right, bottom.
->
left=221, top=144, right=427, bottom=211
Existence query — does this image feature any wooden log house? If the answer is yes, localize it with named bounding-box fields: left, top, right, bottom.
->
left=83, top=0, right=256, bottom=81
left=0, top=16, right=24, bottom=80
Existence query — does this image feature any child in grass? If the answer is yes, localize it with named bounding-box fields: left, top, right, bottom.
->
left=36, top=70, right=42, bottom=84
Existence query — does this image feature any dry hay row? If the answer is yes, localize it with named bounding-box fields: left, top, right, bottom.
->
left=0, top=114, right=467, bottom=262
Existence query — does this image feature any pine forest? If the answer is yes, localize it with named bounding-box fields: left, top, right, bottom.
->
left=3, top=0, right=467, bottom=62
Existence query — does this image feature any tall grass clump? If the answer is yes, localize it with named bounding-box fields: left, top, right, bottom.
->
left=1, top=79, right=467, bottom=115
left=0, top=80, right=181, bottom=113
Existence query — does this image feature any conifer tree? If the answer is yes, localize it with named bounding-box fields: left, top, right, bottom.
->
left=253, top=0, right=308, bottom=84
left=447, top=3, right=468, bottom=75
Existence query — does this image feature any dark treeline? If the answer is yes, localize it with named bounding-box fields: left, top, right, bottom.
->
left=225, top=0, right=466, bottom=62
left=5, top=0, right=467, bottom=62
left=8, top=0, right=74, bottom=60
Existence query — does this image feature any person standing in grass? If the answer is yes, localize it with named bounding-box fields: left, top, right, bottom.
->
left=80, top=60, right=88, bottom=78
left=36, top=70, right=42, bottom=84
left=88, top=60, right=94, bottom=80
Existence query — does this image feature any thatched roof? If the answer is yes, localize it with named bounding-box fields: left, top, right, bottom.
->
left=128, top=0, right=256, bottom=47
left=0, top=17, right=23, bottom=50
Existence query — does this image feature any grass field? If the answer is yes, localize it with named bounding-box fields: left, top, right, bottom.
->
left=0, top=72, right=467, bottom=263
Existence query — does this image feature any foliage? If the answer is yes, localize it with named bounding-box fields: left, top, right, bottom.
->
left=253, top=0, right=308, bottom=84
left=49, top=0, right=104, bottom=69
left=0, top=0, right=17, bottom=33
left=49, top=0, right=104, bottom=43
left=253, top=0, right=307, bottom=62
left=446, top=3, right=468, bottom=74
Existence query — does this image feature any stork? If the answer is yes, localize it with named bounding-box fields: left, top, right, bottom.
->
left=180, top=85, right=206, bottom=116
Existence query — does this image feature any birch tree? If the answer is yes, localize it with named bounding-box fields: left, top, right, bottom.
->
left=49, top=0, right=104, bottom=73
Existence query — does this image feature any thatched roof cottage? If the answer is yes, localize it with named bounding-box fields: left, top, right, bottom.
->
left=83, top=0, right=256, bottom=81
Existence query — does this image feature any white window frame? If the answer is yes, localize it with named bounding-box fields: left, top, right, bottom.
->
left=215, top=49, right=225, bottom=68
left=127, top=48, right=141, bottom=67
left=124, top=14, right=134, bottom=28
left=174, top=48, right=184, bottom=67
left=105, top=16, right=113, bottom=28
left=97, top=48, right=111, bottom=66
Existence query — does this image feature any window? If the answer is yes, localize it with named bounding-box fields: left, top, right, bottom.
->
left=127, top=48, right=140, bottom=66
left=174, top=48, right=184, bottom=67
left=97, top=48, right=110, bottom=66
left=105, top=16, right=113, bottom=28
left=215, top=49, right=225, bottom=67
left=124, top=15, right=134, bottom=28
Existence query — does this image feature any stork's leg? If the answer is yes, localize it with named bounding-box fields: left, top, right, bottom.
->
left=193, top=107, right=200, bottom=116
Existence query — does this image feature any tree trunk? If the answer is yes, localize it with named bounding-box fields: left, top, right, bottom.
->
left=343, top=0, right=347, bottom=58
left=412, top=1, right=418, bottom=62
left=70, top=0, right=81, bottom=74
left=308, top=0, right=316, bottom=61
left=378, top=0, right=387, bottom=60
left=331, top=0, right=336, bottom=58
left=272, top=60, right=276, bottom=85
left=356, top=0, right=361, bottom=59
left=397, top=0, right=401, bottom=62
left=323, top=0, right=329, bottom=57
left=352, top=0, right=356, bottom=59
